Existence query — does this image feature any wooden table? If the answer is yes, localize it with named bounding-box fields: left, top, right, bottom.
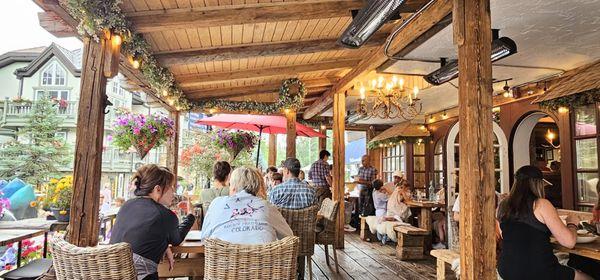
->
left=553, top=239, right=600, bottom=260
left=158, top=231, right=204, bottom=278
left=406, top=200, right=445, bottom=232
left=0, top=229, right=48, bottom=268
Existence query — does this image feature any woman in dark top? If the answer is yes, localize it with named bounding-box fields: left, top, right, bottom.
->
left=497, top=165, right=591, bottom=280
left=110, top=164, right=195, bottom=280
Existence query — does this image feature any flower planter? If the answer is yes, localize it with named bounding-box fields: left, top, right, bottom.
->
left=51, top=208, right=70, bottom=222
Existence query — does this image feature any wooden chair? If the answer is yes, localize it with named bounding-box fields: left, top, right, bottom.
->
left=277, top=204, right=320, bottom=280
left=394, top=224, right=428, bottom=260
left=50, top=238, right=136, bottom=280
left=203, top=236, right=299, bottom=280
left=315, top=198, right=340, bottom=273
left=430, top=249, right=460, bottom=280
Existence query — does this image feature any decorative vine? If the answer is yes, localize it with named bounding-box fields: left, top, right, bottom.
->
left=539, top=89, right=600, bottom=111
left=367, top=136, right=431, bottom=150
left=193, top=78, right=307, bottom=114
left=61, top=0, right=191, bottom=110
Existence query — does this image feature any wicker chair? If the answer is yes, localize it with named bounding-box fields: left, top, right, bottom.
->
left=277, top=204, right=320, bottom=280
left=316, top=198, right=340, bottom=273
left=204, top=236, right=299, bottom=280
left=50, top=238, right=136, bottom=280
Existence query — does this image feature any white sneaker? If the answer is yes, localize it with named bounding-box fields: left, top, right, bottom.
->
left=432, top=242, right=446, bottom=250
left=344, top=225, right=357, bottom=232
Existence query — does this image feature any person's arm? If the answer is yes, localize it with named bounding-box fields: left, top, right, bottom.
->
left=535, top=198, right=577, bottom=249
left=165, top=209, right=196, bottom=246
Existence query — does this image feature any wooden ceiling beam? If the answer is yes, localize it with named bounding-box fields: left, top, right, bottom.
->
left=38, top=11, right=77, bottom=37
left=178, top=59, right=358, bottom=87
left=303, top=0, right=453, bottom=119
left=185, top=77, right=336, bottom=99
left=192, top=86, right=331, bottom=101
left=127, top=0, right=363, bottom=33
left=155, top=34, right=387, bottom=67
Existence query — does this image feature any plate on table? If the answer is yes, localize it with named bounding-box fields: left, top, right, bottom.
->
left=576, top=235, right=598, bottom=244
left=185, top=230, right=202, bottom=241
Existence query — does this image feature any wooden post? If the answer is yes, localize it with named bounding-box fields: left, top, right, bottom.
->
left=332, top=91, right=346, bottom=248
left=268, top=133, right=277, bottom=167
left=318, top=126, right=327, bottom=152
left=167, top=111, right=180, bottom=176
left=454, top=0, right=496, bottom=279
left=68, top=37, right=110, bottom=247
left=285, top=110, right=297, bottom=158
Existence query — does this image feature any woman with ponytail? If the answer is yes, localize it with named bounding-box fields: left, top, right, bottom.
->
left=110, top=164, right=196, bottom=280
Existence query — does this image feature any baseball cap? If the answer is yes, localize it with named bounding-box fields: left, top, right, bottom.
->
left=393, top=170, right=404, bottom=178
left=515, top=165, right=552, bottom=186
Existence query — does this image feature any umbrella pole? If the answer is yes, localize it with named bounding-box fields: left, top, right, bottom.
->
left=256, top=127, right=263, bottom=168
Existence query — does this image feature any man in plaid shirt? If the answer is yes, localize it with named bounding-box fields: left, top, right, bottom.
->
left=309, top=150, right=332, bottom=201
left=269, top=158, right=316, bottom=209
left=354, top=154, right=378, bottom=216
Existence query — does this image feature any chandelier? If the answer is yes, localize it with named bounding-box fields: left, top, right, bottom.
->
left=356, top=76, right=422, bottom=120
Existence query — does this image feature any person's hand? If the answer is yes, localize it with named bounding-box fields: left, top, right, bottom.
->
left=566, top=215, right=580, bottom=227
left=165, top=247, right=174, bottom=271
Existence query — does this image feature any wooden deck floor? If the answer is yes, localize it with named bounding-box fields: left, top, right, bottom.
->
left=306, top=233, right=440, bottom=280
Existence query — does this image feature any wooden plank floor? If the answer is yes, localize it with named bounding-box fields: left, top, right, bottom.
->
left=306, top=233, right=441, bottom=280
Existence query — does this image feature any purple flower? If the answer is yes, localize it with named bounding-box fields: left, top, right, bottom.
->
left=106, top=135, right=113, bottom=141
left=133, top=127, right=141, bottom=135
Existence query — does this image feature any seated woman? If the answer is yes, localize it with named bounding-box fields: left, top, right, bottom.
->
left=110, top=164, right=196, bottom=280
left=567, top=181, right=600, bottom=279
left=497, top=165, right=592, bottom=280
left=364, top=179, right=411, bottom=244
left=364, top=180, right=390, bottom=239
left=200, top=161, right=231, bottom=213
left=200, top=166, right=293, bottom=244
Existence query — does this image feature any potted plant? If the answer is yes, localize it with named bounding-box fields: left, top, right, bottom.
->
left=44, top=176, right=73, bottom=222
left=212, top=129, right=258, bottom=162
left=112, top=111, right=176, bottom=158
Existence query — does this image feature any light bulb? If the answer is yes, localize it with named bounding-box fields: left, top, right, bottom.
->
left=112, top=34, right=122, bottom=47
left=546, top=129, right=556, bottom=140
left=442, top=111, right=448, bottom=119
left=371, top=79, right=377, bottom=89
left=399, top=78, right=404, bottom=89
left=132, top=59, right=140, bottom=69
left=359, top=87, right=366, bottom=99
left=209, top=108, right=216, bottom=114
left=392, top=75, right=398, bottom=85
left=320, top=125, right=326, bottom=130
left=284, top=108, right=291, bottom=114
left=558, top=107, right=569, bottom=114
left=413, top=86, right=419, bottom=98
left=162, top=90, right=168, bottom=97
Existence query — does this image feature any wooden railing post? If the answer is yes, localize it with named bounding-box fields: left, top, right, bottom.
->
left=68, top=37, right=110, bottom=247
left=167, top=111, right=180, bottom=176
left=268, top=133, right=277, bottom=167
left=285, top=110, right=297, bottom=158
left=332, top=90, right=346, bottom=248
left=454, top=0, right=496, bottom=278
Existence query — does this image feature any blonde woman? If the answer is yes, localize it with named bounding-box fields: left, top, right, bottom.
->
left=200, top=166, right=293, bottom=244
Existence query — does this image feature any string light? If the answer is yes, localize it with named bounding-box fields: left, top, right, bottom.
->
left=441, top=110, right=448, bottom=119
left=558, top=106, right=569, bottom=114
left=428, top=115, right=434, bottom=123
left=283, top=108, right=291, bottom=114
left=131, top=58, right=140, bottom=69
left=162, top=90, right=169, bottom=97
left=111, top=34, right=122, bottom=47
left=208, top=108, right=217, bottom=114
left=320, top=125, right=326, bottom=130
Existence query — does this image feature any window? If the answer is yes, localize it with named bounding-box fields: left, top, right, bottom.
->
left=112, top=81, right=119, bottom=94
left=382, top=143, right=405, bottom=182
left=433, top=140, right=444, bottom=190
left=54, top=131, right=67, bottom=142
left=414, top=142, right=426, bottom=189
left=41, top=62, right=66, bottom=86
left=35, top=90, right=69, bottom=101
left=574, top=103, right=600, bottom=207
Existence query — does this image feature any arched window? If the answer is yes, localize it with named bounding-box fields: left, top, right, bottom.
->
left=433, top=139, right=444, bottom=189
left=41, top=61, right=66, bottom=86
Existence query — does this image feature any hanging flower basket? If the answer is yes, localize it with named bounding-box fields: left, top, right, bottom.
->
left=212, top=130, right=258, bottom=162
left=112, top=111, right=175, bottom=159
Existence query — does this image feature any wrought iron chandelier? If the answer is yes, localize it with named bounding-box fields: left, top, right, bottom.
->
left=356, top=76, right=422, bottom=120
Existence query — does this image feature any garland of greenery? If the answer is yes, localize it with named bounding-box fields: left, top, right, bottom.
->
left=61, top=0, right=191, bottom=110
left=539, top=89, right=600, bottom=111
left=193, top=78, right=307, bottom=114
left=367, top=136, right=431, bottom=150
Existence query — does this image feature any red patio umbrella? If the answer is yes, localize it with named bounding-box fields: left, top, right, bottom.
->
left=196, top=114, right=326, bottom=167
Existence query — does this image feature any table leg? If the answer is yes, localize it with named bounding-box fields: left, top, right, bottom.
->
left=43, top=232, right=48, bottom=258
left=17, top=240, right=22, bottom=268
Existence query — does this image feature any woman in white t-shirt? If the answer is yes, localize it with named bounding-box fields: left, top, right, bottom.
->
left=200, top=167, right=293, bottom=245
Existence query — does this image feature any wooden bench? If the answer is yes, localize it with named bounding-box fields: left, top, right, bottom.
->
left=360, top=216, right=377, bottom=242
left=394, top=225, right=428, bottom=260
left=430, top=249, right=460, bottom=280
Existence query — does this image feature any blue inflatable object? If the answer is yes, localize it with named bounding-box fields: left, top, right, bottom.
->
left=0, top=178, right=26, bottom=198
left=0, top=179, right=7, bottom=192
left=8, top=185, right=35, bottom=211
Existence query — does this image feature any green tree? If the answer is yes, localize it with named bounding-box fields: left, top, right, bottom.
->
left=0, top=96, right=71, bottom=187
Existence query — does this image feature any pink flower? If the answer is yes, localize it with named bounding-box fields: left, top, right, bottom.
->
left=133, top=128, right=141, bottom=135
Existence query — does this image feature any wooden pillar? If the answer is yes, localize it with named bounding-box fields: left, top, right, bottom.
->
left=454, top=0, right=496, bottom=279
left=286, top=110, right=297, bottom=158
left=268, top=133, right=277, bottom=167
left=332, top=91, right=346, bottom=248
left=68, top=37, right=110, bottom=247
left=555, top=109, right=575, bottom=209
left=167, top=111, right=180, bottom=176
left=318, top=126, right=327, bottom=152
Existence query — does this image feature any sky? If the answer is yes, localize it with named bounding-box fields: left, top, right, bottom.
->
left=0, top=0, right=82, bottom=55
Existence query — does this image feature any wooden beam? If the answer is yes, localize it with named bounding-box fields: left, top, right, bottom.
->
left=332, top=90, right=346, bottom=249
left=318, top=127, right=327, bottom=152
left=155, top=34, right=387, bottom=66
left=286, top=111, right=297, bottom=158
left=68, top=37, right=108, bottom=247
left=38, top=11, right=77, bottom=37
left=303, top=0, right=453, bottom=119
left=178, top=59, right=358, bottom=87
left=184, top=77, right=336, bottom=99
left=167, top=111, right=180, bottom=176
left=128, top=0, right=363, bottom=33
left=268, top=134, right=277, bottom=167
left=455, top=0, right=496, bottom=279
left=192, top=86, right=331, bottom=101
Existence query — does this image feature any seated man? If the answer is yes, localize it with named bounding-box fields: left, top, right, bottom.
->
left=268, top=158, right=316, bottom=209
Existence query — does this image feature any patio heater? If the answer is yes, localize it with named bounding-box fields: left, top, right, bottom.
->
left=338, top=0, right=406, bottom=48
